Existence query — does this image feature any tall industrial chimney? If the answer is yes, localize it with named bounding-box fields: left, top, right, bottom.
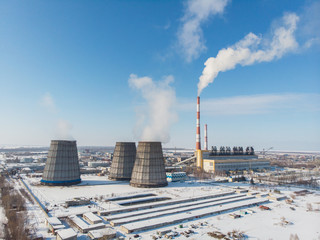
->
left=196, top=96, right=201, bottom=150
left=204, top=124, right=208, bottom=150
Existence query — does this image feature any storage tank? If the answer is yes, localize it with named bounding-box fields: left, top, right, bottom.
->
left=41, top=140, right=81, bottom=186
left=130, top=141, right=168, bottom=188
left=109, top=142, right=136, bottom=181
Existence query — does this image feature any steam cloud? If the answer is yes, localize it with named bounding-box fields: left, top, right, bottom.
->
left=178, top=0, right=230, bottom=62
left=55, top=119, right=74, bottom=140
left=198, top=13, right=299, bottom=96
left=129, top=74, right=177, bottom=143
left=41, top=92, right=57, bottom=113
left=41, top=93, right=74, bottom=140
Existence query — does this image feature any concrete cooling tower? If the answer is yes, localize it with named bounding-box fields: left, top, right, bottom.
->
left=41, top=140, right=81, bottom=186
left=130, top=141, right=168, bottom=188
left=109, top=142, right=136, bottom=181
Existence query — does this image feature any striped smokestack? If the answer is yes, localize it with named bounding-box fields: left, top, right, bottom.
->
left=204, top=124, right=208, bottom=150
left=196, top=96, right=201, bottom=150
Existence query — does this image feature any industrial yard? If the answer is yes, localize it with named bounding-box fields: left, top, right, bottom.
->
left=1, top=0, right=319, bottom=239
left=0, top=173, right=318, bottom=240
left=1, top=143, right=320, bottom=239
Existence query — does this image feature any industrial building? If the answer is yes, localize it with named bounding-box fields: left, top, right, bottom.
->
left=130, top=141, right=168, bottom=188
left=166, top=172, right=187, bottom=182
left=109, top=142, right=136, bottom=181
left=41, top=140, right=81, bottom=186
left=56, top=228, right=77, bottom=240
left=195, top=147, right=270, bottom=173
left=194, top=96, right=270, bottom=173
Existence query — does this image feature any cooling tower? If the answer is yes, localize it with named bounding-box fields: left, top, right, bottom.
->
left=41, top=140, right=81, bottom=186
left=109, top=142, right=136, bottom=181
left=130, top=141, right=168, bottom=188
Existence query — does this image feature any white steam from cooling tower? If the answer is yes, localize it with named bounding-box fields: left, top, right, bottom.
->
left=41, top=93, right=74, bottom=140
left=55, top=119, right=74, bottom=141
left=197, top=12, right=299, bottom=96
left=129, top=74, right=177, bottom=143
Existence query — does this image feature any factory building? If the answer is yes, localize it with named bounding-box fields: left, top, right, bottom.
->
left=130, top=141, right=168, bottom=188
left=41, top=140, right=81, bottom=186
left=194, top=96, right=270, bottom=173
left=109, top=142, right=136, bottom=181
left=197, top=150, right=270, bottom=173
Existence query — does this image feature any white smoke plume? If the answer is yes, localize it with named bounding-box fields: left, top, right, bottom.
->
left=129, top=74, right=177, bottom=143
left=178, top=0, right=230, bottom=62
left=55, top=119, right=74, bottom=140
left=300, top=0, right=320, bottom=49
left=41, top=93, right=74, bottom=140
left=41, top=92, right=57, bottom=113
left=198, top=12, right=299, bottom=96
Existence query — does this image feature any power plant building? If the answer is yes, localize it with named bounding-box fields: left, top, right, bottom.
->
left=197, top=150, right=270, bottom=173
left=194, top=96, right=269, bottom=173
left=109, top=142, right=136, bottom=181
left=41, top=140, right=81, bottom=186
left=130, top=141, right=168, bottom=188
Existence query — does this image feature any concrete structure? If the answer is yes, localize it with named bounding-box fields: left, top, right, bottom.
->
left=196, top=148, right=270, bottom=172
left=56, top=228, right=77, bottom=240
left=41, top=140, right=81, bottom=186
left=120, top=198, right=269, bottom=233
left=202, top=155, right=270, bottom=173
left=88, top=228, right=117, bottom=240
left=204, top=124, right=208, bottom=150
left=83, top=212, right=102, bottom=224
left=45, top=217, right=65, bottom=233
left=130, top=142, right=168, bottom=188
left=99, top=192, right=234, bottom=216
left=166, top=172, right=187, bottom=182
left=65, top=197, right=90, bottom=207
left=196, top=96, right=201, bottom=150
left=68, top=215, right=105, bottom=233
left=88, top=161, right=109, bottom=168
left=109, top=142, right=136, bottom=181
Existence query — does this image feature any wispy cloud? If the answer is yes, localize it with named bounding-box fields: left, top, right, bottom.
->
left=178, top=93, right=320, bottom=116
left=41, top=92, right=57, bottom=113
left=40, top=93, right=74, bottom=140
left=177, top=0, right=230, bottom=62
left=299, top=0, right=320, bottom=49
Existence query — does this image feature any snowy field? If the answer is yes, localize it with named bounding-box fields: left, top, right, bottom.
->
left=11, top=175, right=320, bottom=239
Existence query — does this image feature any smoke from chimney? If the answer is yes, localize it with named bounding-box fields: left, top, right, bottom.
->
left=197, top=12, right=299, bottom=96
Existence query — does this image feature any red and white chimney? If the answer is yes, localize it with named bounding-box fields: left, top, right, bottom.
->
left=196, top=96, right=201, bottom=150
left=204, top=124, right=208, bottom=150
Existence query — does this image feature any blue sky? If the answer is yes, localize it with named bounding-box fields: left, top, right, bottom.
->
left=0, top=0, right=319, bottom=151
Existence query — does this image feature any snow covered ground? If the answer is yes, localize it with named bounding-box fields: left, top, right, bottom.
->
left=16, top=175, right=320, bottom=239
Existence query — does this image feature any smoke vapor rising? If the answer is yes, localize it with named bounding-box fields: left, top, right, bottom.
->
left=129, top=74, right=177, bottom=143
left=41, top=93, right=74, bottom=140
left=41, top=92, right=57, bottom=113
left=198, top=13, right=299, bottom=96
left=178, top=0, right=230, bottom=62
left=55, top=119, right=74, bottom=140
